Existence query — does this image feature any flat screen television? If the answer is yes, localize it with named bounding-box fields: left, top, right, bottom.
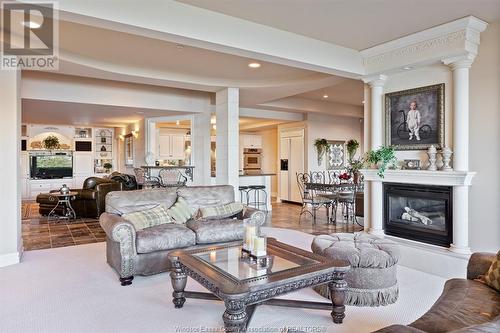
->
left=30, top=154, right=73, bottom=179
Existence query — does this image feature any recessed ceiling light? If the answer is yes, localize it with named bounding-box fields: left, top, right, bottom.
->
left=176, top=44, right=184, bottom=50
left=403, top=66, right=412, bottom=70
left=136, top=111, right=144, bottom=114
left=176, top=120, right=180, bottom=126
left=248, top=62, right=261, bottom=68
left=323, top=94, right=329, bottom=99
left=22, top=21, right=41, bottom=29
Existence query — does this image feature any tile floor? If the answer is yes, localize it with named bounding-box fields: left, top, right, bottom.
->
left=21, top=200, right=362, bottom=251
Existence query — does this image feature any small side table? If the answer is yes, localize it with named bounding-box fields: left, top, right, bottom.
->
left=47, top=192, right=78, bottom=222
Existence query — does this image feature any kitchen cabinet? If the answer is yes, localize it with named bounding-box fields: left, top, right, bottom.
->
left=241, top=134, right=262, bottom=149
left=157, top=131, right=186, bottom=160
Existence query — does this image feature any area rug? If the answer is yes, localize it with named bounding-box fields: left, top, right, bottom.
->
left=0, top=227, right=446, bottom=333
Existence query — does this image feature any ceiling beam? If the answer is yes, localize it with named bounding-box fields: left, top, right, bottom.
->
left=48, top=0, right=364, bottom=77
left=239, top=108, right=304, bottom=122
left=258, top=97, right=363, bottom=118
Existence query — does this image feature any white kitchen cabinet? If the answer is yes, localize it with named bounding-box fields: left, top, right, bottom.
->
left=157, top=132, right=186, bottom=160
left=241, top=134, right=262, bottom=149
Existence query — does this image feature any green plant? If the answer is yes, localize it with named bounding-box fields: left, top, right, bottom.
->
left=365, top=146, right=397, bottom=178
left=314, top=138, right=330, bottom=165
left=103, top=162, right=113, bottom=171
left=348, top=159, right=365, bottom=174
left=42, top=135, right=60, bottom=150
left=346, top=139, right=360, bottom=162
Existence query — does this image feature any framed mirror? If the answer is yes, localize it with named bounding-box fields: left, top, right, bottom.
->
left=124, top=133, right=134, bottom=166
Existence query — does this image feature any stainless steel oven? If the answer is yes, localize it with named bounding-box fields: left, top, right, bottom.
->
left=243, top=148, right=262, bottom=170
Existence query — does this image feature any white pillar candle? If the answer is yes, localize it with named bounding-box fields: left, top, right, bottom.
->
left=253, top=237, right=266, bottom=256
left=245, top=226, right=256, bottom=250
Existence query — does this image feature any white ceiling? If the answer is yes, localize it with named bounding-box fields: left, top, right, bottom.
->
left=297, top=79, right=364, bottom=105
left=22, top=99, right=190, bottom=127
left=178, top=0, right=500, bottom=50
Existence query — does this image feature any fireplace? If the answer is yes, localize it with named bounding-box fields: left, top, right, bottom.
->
left=384, top=183, right=453, bottom=247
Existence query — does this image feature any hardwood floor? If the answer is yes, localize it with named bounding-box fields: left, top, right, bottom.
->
left=21, top=200, right=363, bottom=251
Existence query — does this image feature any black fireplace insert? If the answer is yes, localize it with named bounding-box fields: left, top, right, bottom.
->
left=384, top=183, right=452, bottom=247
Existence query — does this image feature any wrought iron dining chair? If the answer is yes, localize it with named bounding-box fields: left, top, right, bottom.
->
left=133, top=168, right=160, bottom=189
left=337, top=189, right=357, bottom=224
left=311, top=170, right=338, bottom=220
left=296, top=172, right=333, bottom=224
left=158, top=168, right=188, bottom=187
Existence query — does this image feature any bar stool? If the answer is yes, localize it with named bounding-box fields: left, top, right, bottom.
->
left=238, top=186, right=250, bottom=204
left=247, top=185, right=268, bottom=212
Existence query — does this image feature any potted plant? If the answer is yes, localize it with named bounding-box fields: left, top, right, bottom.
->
left=365, top=146, right=397, bottom=178
left=314, top=138, right=330, bottom=165
left=346, top=139, right=360, bottom=162
left=348, top=159, right=365, bottom=184
left=42, top=135, right=60, bottom=150
left=103, top=162, right=113, bottom=173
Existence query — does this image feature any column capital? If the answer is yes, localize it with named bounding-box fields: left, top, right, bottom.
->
left=362, top=74, right=387, bottom=87
left=442, top=54, right=475, bottom=71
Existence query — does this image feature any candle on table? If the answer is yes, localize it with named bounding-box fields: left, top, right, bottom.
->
left=253, top=237, right=266, bottom=256
left=245, top=226, right=256, bottom=250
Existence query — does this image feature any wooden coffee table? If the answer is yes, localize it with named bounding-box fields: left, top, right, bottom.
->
left=168, top=238, right=350, bottom=332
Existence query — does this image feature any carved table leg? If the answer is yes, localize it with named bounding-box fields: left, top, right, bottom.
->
left=329, top=275, right=347, bottom=324
left=170, top=259, right=187, bottom=308
left=223, top=299, right=247, bottom=333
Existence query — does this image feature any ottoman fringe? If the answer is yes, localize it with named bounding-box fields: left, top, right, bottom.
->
left=313, top=284, right=399, bottom=307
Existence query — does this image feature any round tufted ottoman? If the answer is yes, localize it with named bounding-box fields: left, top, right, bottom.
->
left=311, top=233, right=400, bottom=307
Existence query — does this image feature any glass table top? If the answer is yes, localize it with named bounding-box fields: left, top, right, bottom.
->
left=193, top=245, right=304, bottom=281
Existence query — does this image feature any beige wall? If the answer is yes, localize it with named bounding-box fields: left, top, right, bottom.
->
left=117, top=119, right=146, bottom=174
left=306, top=113, right=364, bottom=172
left=469, top=20, right=500, bottom=252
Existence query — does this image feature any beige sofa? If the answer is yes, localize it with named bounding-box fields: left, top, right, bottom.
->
left=99, top=185, right=266, bottom=285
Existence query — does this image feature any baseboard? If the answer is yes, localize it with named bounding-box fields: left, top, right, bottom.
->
left=0, top=251, right=21, bottom=267
left=385, top=235, right=469, bottom=279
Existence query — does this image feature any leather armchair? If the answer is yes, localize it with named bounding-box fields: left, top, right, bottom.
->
left=37, top=177, right=123, bottom=219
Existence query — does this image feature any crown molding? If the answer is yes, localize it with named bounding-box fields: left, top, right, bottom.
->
left=361, top=16, right=488, bottom=75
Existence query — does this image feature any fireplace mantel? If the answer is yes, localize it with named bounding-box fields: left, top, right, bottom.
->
left=360, top=169, right=476, bottom=187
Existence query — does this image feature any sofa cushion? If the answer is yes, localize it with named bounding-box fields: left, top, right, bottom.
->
left=409, top=279, right=500, bottom=333
left=199, top=202, right=244, bottom=220
left=186, top=218, right=244, bottom=244
left=105, top=188, right=178, bottom=215
left=136, top=224, right=196, bottom=254
left=122, top=205, right=172, bottom=231
left=177, top=185, right=234, bottom=210
left=483, top=250, right=500, bottom=292
left=167, top=197, right=196, bottom=224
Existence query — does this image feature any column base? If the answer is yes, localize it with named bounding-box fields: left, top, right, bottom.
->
left=368, top=228, right=385, bottom=237
left=449, top=244, right=471, bottom=255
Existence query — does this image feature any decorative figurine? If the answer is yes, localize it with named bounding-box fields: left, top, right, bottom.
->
left=59, top=184, right=70, bottom=195
left=427, top=145, right=438, bottom=171
left=441, top=147, right=453, bottom=171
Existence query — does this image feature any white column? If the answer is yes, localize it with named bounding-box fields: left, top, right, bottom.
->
left=448, top=58, right=473, bottom=172
left=0, top=69, right=22, bottom=267
left=215, top=88, right=239, bottom=194
left=444, top=56, right=474, bottom=254
left=363, top=75, right=387, bottom=236
left=191, top=111, right=212, bottom=185
left=362, top=83, right=371, bottom=232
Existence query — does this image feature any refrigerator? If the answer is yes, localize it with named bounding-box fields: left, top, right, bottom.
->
left=279, top=129, right=304, bottom=203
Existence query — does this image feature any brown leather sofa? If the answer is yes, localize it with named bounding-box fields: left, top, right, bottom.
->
left=37, top=177, right=123, bottom=219
left=373, top=252, right=500, bottom=333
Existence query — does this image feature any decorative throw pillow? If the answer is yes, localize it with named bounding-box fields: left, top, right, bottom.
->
left=199, top=202, right=244, bottom=220
left=484, top=250, right=500, bottom=292
left=167, top=197, right=197, bottom=224
left=122, top=205, right=172, bottom=230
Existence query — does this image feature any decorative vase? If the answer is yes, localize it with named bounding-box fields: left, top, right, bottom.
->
left=441, top=147, right=453, bottom=171
left=353, top=172, right=360, bottom=185
left=59, top=184, right=70, bottom=195
left=427, top=145, right=438, bottom=171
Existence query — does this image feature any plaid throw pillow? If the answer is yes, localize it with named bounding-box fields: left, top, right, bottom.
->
left=167, top=197, right=196, bottom=224
left=199, top=202, right=244, bottom=220
left=484, top=250, right=500, bottom=292
left=122, top=205, right=172, bottom=230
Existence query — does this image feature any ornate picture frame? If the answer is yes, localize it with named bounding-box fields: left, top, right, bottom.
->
left=326, top=140, right=346, bottom=170
left=385, top=83, right=444, bottom=150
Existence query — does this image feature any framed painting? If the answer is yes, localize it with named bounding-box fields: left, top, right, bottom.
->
left=326, top=140, right=346, bottom=170
left=385, top=83, right=444, bottom=150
